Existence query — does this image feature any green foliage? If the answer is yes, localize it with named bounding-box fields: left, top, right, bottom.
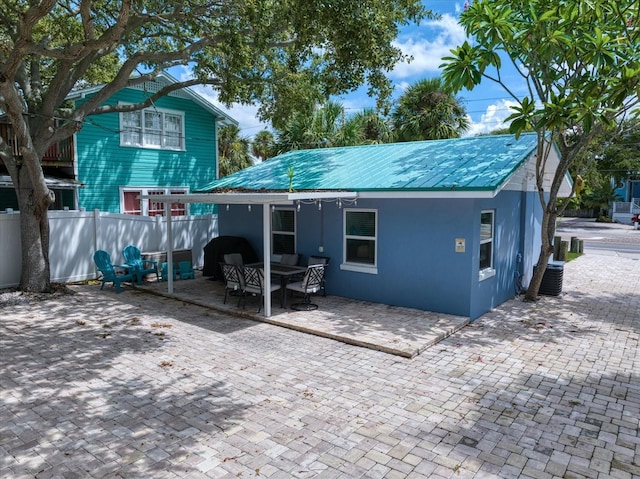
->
left=582, top=183, right=622, bottom=216
left=344, top=108, right=394, bottom=145
left=251, top=130, right=275, bottom=162
left=273, top=101, right=396, bottom=153
left=391, top=78, right=469, bottom=141
left=0, top=0, right=431, bottom=158
left=218, top=125, right=253, bottom=177
left=442, top=0, right=640, bottom=138
left=273, top=100, right=351, bottom=152
left=565, top=118, right=640, bottom=211
left=440, top=0, right=640, bottom=300
left=599, top=119, right=640, bottom=183
left=272, top=76, right=466, bottom=154
left=566, top=251, right=583, bottom=262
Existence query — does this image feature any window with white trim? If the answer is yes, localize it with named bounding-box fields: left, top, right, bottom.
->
left=479, top=210, right=495, bottom=280
left=272, top=208, right=296, bottom=254
left=120, top=107, right=185, bottom=150
left=343, top=209, right=377, bottom=272
left=121, top=188, right=188, bottom=217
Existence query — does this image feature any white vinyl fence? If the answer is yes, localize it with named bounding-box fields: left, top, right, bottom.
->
left=0, top=209, right=218, bottom=289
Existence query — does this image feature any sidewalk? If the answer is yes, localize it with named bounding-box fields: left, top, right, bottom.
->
left=1, top=252, right=639, bottom=478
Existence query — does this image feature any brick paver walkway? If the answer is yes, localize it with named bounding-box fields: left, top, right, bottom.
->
left=1, top=252, right=639, bottom=478
left=141, top=273, right=470, bottom=358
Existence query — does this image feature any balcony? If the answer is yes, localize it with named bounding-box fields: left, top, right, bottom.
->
left=0, top=122, right=75, bottom=167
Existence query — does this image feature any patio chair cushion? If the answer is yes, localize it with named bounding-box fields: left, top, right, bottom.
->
left=223, top=253, right=243, bottom=265
left=280, top=253, right=299, bottom=266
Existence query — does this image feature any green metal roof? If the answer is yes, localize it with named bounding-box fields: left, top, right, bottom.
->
left=199, top=133, right=540, bottom=193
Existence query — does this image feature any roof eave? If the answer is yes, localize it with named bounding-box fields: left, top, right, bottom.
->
left=67, top=72, right=238, bottom=126
left=139, top=191, right=358, bottom=205
left=357, top=188, right=498, bottom=199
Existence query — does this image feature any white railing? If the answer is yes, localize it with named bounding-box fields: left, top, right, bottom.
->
left=611, top=198, right=640, bottom=223
left=0, top=209, right=218, bottom=289
left=613, top=201, right=631, bottom=214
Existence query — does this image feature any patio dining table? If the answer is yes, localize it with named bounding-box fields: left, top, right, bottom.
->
left=246, top=262, right=307, bottom=307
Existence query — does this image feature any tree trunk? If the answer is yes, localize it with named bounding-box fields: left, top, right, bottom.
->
left=16, top=167, right=52, bottom=293
left=525, top=208, right=557, bottom=301
left=523, top=129, right=598, bottom=301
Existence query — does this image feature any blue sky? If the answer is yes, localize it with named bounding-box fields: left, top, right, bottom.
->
left=177, top=0, right=522, bottom=138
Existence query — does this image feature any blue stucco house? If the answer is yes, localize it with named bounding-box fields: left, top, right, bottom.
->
left=156, top=133, right=571, bottom=320
left=0, top=72, right=237, bottom=215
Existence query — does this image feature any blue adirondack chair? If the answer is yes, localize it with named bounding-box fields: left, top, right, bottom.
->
left=122, top=245, right=159, bottom=284
left=178, top=261, right=195, bottom=280
left=160, top=262, right=177, bottom=282
left=93, top=250, right=136, bottom=293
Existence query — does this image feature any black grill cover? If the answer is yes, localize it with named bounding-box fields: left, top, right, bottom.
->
left=203, top=236, right=259, bottom=279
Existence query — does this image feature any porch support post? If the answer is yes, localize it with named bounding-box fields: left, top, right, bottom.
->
left=166, top=201, right=174, bottom=294
left=263, top=203, right=272, bottom=317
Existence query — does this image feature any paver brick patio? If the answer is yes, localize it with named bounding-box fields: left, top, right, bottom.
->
left=1, top=250, right=639, bottom=478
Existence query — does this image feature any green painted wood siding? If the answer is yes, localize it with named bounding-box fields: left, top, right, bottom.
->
left=76, top=88, right=218, bottom=215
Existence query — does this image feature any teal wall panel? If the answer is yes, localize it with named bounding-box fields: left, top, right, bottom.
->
left=75, top=89, right=218, bottom=214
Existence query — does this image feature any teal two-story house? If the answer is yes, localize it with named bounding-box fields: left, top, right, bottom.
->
left=0, top=72, right=236, bottom=216
left=70, top=72, right=236, bottom=217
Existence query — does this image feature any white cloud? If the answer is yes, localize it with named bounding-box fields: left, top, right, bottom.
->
left=395, top=81, right=411, bottom=94
left=465, top=99, right=518, bottom=136
left=196, top=86, right=271, bottom=138
left=169, top=66, right=270, bottom=138
left=391, top=14, right=467, bottom=79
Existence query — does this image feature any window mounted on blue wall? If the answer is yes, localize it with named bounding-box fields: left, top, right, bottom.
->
left=342, top=209, right=377, bottom=274
left=272, top=208, right=295, bottom=254
left=479, top=210, right=496, bottom=280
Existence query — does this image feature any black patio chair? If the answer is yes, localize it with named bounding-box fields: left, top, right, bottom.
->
left=219, top=262, right=244, bottom=305
left=240, top=266, right=282, bottom=313
left=285, top=264, right=325, bottom=311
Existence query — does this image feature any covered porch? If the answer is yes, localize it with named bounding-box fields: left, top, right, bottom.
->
left=141, top=191, right=360, bottom=317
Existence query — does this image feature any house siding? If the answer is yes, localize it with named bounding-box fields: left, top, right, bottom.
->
left=75, top=89, right=218, bottom=215
left=218, top=192, right=538, bottom=320
left=470, top=191, right=519, bottom=319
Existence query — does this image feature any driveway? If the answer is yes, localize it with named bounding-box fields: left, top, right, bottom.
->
left=1, top=252, right=639, bottom=478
